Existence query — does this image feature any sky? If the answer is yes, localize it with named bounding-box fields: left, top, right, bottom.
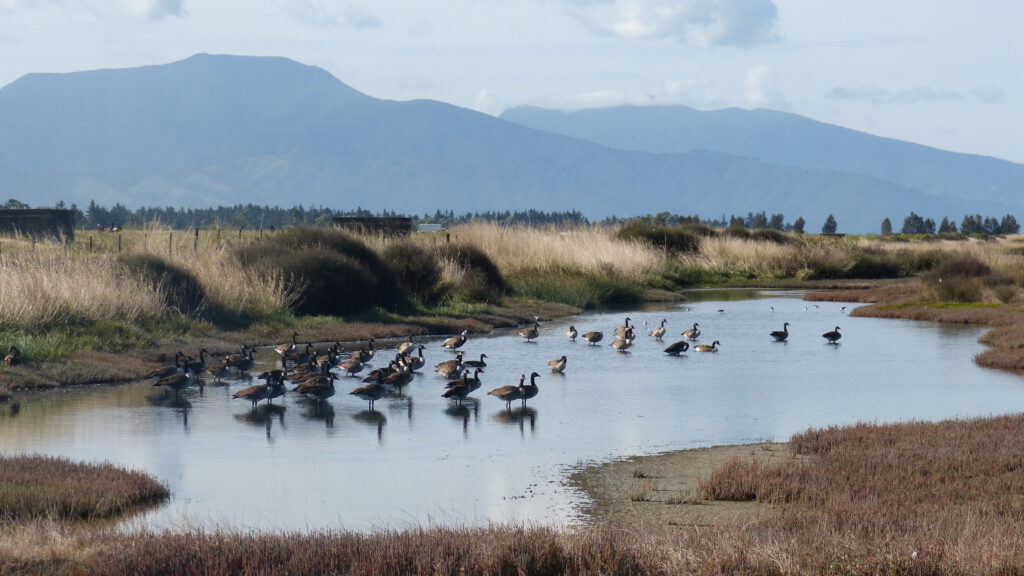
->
left=1, top=0, right=1021, bottom=163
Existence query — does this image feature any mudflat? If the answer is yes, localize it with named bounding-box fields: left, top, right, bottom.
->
left=569, top=442, right=795, bottom=532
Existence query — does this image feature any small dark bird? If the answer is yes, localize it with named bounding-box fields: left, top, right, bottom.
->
left=823, top=326, right=842, bottom=344
left=663, top=341, right=690, bottom=355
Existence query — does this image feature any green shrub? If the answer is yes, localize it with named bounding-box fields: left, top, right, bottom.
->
left=616, top=223, right=703, bottom=253
left=508, top=267, right=643, bottom=309
left=749, top=229, right=793, bottom=245
left=120, top=254, right=206, bottom=316
left=382, top=240, right=442, bottom=304
left=841, top=252, right=903, bottom=279
left=922, top=255, right=993, bottom=302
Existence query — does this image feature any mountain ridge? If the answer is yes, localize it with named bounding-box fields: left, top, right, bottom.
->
left=0, top=54, right=1016, bottom=232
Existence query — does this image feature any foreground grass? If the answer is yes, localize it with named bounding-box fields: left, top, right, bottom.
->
left=695, top=414, right=1024, bottom=574
left=0, top=455, right=169, bottom=521
left=6, top=416, right=1024, bottom=574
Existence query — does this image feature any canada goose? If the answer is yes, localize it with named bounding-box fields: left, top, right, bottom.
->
left=442, top=330, right=468, bottom=351
left=338, top=358, right=365, bottom=377
left=144, top=351, right=185, bottom=379
left=611, top=333, right=633, bottom=353
left=770, top=322, right=790, bottom=342
left=650, top=319, right=667, bottom=341
left=582, top=331, right=603, bottom=346
left=682, top=323, right=701, bottom=341
left=566, top=325, right=578, bottom=341
left=442, top=369, right=482, bottom=405
left=548, top=355, right=567, bottom=373
left=3, top=346, right=21, bottom=366
left=350, top=379, right=385, bottom=410
left=264, top=371, right=287, bottom=404
left=275, top=332, right=300, bottom=356
left=396, top=334, right=416, bottom=355
left=462, top=353, right=488, bottom=369
left=205, top=361, right=231, bottom=383
left=823, top=326, right=842, bottom=344
left=154, top=370, right=193, bottom=396
left=233, top=378, right=271, bottom=409
left=521, top=372, right=540, bottom=406
left=435, top=352, right=465, bottom=378
left=294, top=364, right=336, bottom=401
left=614, top=317, right=632, bottom=340
left=517, top=322, right=540, bottom=342
left=383, top=368, right=414, bottom=393
left=401, top=345, right=427, bottom=371
left=693, top=340, right=720, bottom=352
left=182, top=349, right=208, bottom=376
left=663, top=341, right=690, bottom=355
left=349, top=339, right=375, bottom=362
left=224, top=346, right=255, bottom=374
left=488, top=374, right=525, bottom=410
left=284, top=343, right=316, bottom=365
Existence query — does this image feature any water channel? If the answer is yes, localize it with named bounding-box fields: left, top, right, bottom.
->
left=1, top=290, right=1021, bottom=531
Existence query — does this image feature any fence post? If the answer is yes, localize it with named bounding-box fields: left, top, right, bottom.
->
left=118, top=233, right=122, bottom=253
left=168, top=231, right=173, bottom=258
left=194, top=227, right=199, bottom=254
left=238, top=227, right=243, bottom=241
left=89, top=236, right=93, bottom=251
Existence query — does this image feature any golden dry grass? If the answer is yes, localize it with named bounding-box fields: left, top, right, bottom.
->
left=443, top=221, right=665, bottom=279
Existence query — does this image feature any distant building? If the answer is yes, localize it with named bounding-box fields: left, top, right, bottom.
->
left=416, top=223, right=444, bottom=233
left=0, top=209, right=76, bottom=241
left=332, top=216, right=413, bottom=236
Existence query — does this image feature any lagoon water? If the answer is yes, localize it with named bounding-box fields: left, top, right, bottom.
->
left=1, top=290, right=1022, bottom=531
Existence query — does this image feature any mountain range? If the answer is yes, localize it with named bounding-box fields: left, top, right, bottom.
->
left=0, top=53, right=1020, bottom=232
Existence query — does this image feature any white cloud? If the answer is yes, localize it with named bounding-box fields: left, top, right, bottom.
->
left=277, top=0, right=339, bottom=27
left=121, top=0, right=183, bottom=21
left=743, top=64, right=788, bottom=109
left=825, top=84, right=962, bottom=105
left=972, top=86, right=1004, bottom=104
left=344, top=5, right=380, bottom=30
left=559, top=0, right=778, bottom=47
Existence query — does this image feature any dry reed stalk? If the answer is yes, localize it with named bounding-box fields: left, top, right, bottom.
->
left=446, top=222, right=664, bottom=278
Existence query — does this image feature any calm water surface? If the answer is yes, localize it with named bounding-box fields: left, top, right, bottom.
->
left=1, top=290, right=1021, bottom=531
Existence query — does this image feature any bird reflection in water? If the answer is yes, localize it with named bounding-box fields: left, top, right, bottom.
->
left=353, top=410, right=386, bottom=443
left=146, top=390, right=193, bottom=429
left=444, top=399, right=479, bottom=436
left=233, top=404, right=287, bottom=440
left=301, top=399, right=335, bottom=428
left=490, top=407, right=538, bottom=435
left=388, top=396, right=414, bottom=422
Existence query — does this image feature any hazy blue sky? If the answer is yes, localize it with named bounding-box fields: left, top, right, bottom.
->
left=1, top=0, right=1020, bottom=163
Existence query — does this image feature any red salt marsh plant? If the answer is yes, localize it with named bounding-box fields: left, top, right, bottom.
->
left=0, top=455, right=169, bottom=521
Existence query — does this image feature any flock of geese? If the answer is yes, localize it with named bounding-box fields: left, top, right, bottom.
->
left=144, top=308, right=846, bottom=416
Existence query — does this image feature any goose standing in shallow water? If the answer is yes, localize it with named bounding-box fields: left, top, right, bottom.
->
left=614, top=317, right=633, bottom=340
left=770, top=322, right=790, bottom=342
left=581, top=331, right=603, bottom=346
left=275, top=332, right=300, bottom=357
left=693, top=340, right=720, bottom=352
left=822, top=326, right=842, bottom=344
left=649, top=319, right=667, bottom=341
left=350, top=378, right=385, bottom=410
left=663, top=341, right=689, bottom=356
left=548, top=355, right=567, bottom=373
left=517, top=322, right=540, bottom=342
left=488, top=374, right=525, bottom=410
left=462, top=353, right=488, bottom=369
left=611, top=328, right=634, bottom=352
left=520, top=372, right=540, bottom=406
left=566, top=325, right=578, bottom=342
left=442, top=330, right=468, bottom=351
left=682, top=322, right=701, bottom=341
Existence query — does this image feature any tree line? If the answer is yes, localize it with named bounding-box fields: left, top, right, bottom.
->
left=883, top=212, right=1020, bottom=235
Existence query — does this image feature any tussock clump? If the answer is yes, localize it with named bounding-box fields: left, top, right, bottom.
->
left=235, top=227, right=409, bottom=314
left=120, top=254, right=207, bottom=316
left=616, top=222, right=704, bottom=253
left=436, top=244, right=507, bottom=303
left=923, top=255, right=994, bottom=302
left=382, top=240, right=442, bottom=304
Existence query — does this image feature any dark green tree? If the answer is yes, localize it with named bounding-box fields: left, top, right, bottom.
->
left=821, top=214, right=838, bottom=234
left=881, top=218, right=892, bottom=235
left=999, top=214, right=1020, bottom=234
left=792, top=217, right=806, bottom=234
left=938, top=217, right=957, bottom=234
